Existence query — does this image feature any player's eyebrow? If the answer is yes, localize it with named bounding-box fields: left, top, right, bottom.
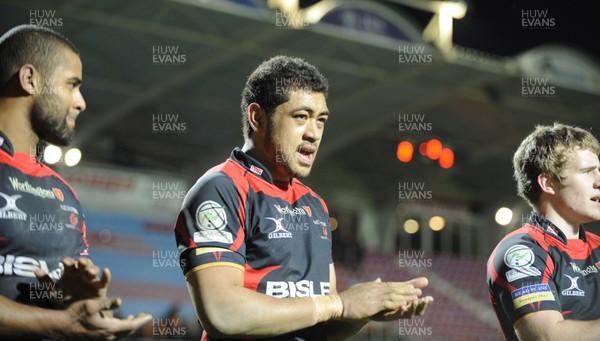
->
left=580, top=165, right=598, bottom=172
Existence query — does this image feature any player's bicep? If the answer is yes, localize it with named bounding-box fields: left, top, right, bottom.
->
left=176, top=173, right=248, bottom=275
left=515, top=310, right=563, bottom=340
left=185, top=259, right=245, bottom=334
left=181, top=246, right=245, bottom=277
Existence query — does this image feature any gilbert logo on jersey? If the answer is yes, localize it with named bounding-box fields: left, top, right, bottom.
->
left=266, top=217, right=293, bottom=239
left=562, top=274, right=585, bottom=297
left=0, top=192, right=27, bottom=221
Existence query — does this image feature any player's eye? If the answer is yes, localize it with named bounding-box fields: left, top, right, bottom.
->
left=294, top=114, right=308, bottom=121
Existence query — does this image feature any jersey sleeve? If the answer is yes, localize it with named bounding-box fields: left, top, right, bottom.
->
left=175, top=171, right=247, bottom=277
left=62, top=182, right=89, bottom=257
left=76, top=218, right=89, bottom=256
left=322, top=203, right=333, bottom=266
left=488, top=238, right=560, bottom=329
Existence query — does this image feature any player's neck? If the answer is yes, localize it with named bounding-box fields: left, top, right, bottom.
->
left=538, top=206, right=580, bottom=239
left=242, top=141, right=292, bottom=184
left=0, top=99, right=39, bottom=154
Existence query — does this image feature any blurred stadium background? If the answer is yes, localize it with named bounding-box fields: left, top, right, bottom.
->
left=2, top=0, right=599, bottom=340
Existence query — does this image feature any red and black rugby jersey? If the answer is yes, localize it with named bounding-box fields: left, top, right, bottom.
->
left=175, top=148, right=333, bottom=341
left=0, top=131, right=88, bottom=306
left=487, top=212, right=600, bottom=340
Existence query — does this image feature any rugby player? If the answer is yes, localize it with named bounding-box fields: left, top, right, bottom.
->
left=487, top=123, right=600, bottom=340
left=0, top=24, right=151, bottom=339
left=175, top=55, right=433, bottom=340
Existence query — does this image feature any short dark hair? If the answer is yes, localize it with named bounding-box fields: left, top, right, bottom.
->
left=240, top=55, right=329, bottom=140
left=0, top=24, right=79, bottom=92
left=513, top=122, right=600, bottom=208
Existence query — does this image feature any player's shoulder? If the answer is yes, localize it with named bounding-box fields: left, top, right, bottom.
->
left=0, top=151, right=79, bottom=198
left=187, top=159, right=250, bottom=197
left=192, top=161, right=237, bottom=188
left=490, top=225, right=548, bottom=261
left=487, top=226, right=551, bottom=284
left=503, top=224, right=546, bottom=244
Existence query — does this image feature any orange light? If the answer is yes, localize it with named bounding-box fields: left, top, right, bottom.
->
left=426, top=139, right=442, bottom=160
left=397, top=141, right=413, bottom=162
left=439, top=148, right=454, bottom=169
left=329, top=217, right=338, bottom=231
left=419, top=142, right=428, bottom=156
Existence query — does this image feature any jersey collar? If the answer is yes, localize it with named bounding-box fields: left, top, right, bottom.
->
left=0, top=130, right=46, bottom=163
left=528, top=211, right=587, bottom=243
left=231, top=147, right=276, bottom=184
left=0, top=130, right=14, bottom=156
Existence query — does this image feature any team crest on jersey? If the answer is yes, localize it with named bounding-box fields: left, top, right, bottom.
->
left=52, top=188, right=64, bottom=202
left=194, top=200, right=232, bottom=244
left=503, top=244, right=541, bottom=282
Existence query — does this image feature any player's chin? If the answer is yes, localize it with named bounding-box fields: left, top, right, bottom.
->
left=292, top=167, right=312, bottom=179
left=581, top=209, right=600, bottom=222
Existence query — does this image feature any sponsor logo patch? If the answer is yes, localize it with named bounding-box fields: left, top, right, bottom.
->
left=504, top=244, right=541, bottom=282
left=196, top=201, right=227, bottom=230
left=266, top=280, right=330, bottom=297
left=570, top=262, right=598, bottom=276
left=511, top=283, right=554, bottom=309
left=0, top=254, right=62, bottom=279
left=8, top=177, right=56, bottom=200
left=194, top=201, right=232, bottom=244
left=274, top=204, right=306, bottom=217
left=249, top=165, right=263, bottom=176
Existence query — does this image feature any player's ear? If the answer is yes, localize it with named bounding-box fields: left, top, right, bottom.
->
left=18, top=64, right=38, bottom=95
left=537, top=173, right=556, bottom=195
left=247, top=103, right=266, bottom=132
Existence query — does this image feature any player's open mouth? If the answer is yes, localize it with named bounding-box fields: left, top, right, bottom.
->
left=297, top=146, right=316, bottom=166
left=590, top=196, right=600, bottom=204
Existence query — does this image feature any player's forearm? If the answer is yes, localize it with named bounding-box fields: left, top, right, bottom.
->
left=326, top=319, right=369, bottom=341
left=518, top=318, right=600, bottom=341
left=0, top=295, right=68, bottom=339
left=189, top=283, right=320, bottom=338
